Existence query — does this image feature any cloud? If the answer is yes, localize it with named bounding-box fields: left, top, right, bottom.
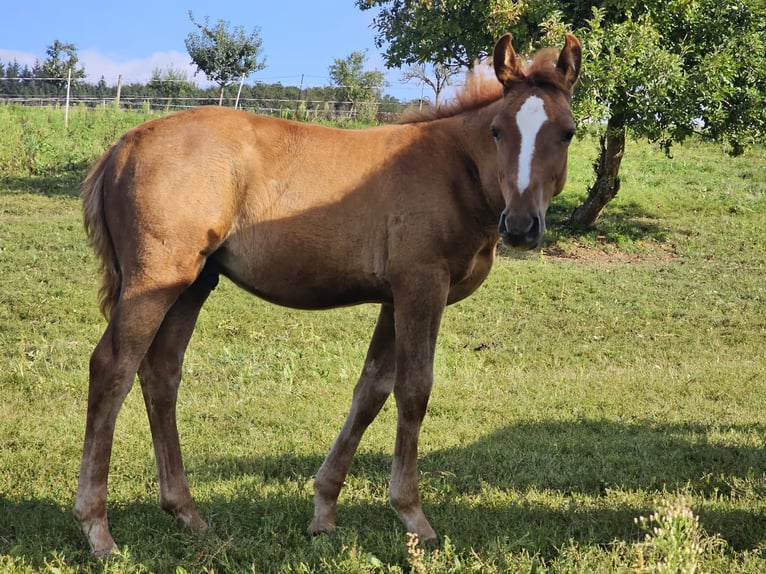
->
left=0, top=47, right=418, bottom=99
left=78, top=49, right=202, bottom=86
left=0, top=47, right=204, bottom=86
left=0, top=49, right=39, bottom=68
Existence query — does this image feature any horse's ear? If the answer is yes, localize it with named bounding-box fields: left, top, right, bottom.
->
left=493, top=33, right=523, bottom=89
left=556, top=33, right=582, bottom=92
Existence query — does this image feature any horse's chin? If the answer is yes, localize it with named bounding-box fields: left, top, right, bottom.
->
left=500, top=233, right=540, bottom=250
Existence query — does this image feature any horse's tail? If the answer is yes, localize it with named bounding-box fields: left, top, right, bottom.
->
left=82, top=146, right=120, bottom=320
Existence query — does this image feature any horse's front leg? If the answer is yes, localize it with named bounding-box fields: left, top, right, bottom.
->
left=309, top=304, right=396, bottom=535
left=388, top=266, right=449, bottom=543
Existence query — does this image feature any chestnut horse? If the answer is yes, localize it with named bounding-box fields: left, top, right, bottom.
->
left=75, top=33, right=581, bottom=555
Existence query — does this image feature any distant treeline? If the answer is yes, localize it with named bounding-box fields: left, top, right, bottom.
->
left=0, top=59, right=408, bottom=118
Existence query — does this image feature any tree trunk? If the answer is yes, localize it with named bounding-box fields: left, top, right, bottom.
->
left=218, top=84, right=225, bottom=106
left=570, top=116, right=626, bottom=227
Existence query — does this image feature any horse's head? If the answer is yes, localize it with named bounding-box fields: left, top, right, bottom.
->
left=490, top=33, right=581, bottom=249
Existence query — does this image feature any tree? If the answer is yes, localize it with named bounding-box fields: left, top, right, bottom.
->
left=185, top=11, right=266, bottom=106
left=2, top=60, right=21, bottom=96
left=567, top=1, right=766, bottom=225
left=328, top=51, right=387, bottom=122
left=401, top=62, right=458, bottom=107
left=37, top=40, right=86, bottom=98
left=358, top=0, right=529, bottom=69
left=148, top=65, right=197, bottom=110
left=360, top=0, right=766, bottom=226
left=95, top=76, right=108, bottom=99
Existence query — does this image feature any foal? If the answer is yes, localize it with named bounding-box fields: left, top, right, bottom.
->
left=74, top=33, right=581, bottom=555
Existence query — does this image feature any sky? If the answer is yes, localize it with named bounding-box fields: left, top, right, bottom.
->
left=0, top=1, right=428, bottom=102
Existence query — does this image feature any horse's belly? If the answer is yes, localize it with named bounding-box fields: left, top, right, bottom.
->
left=213, top=247, right=391, bottom=310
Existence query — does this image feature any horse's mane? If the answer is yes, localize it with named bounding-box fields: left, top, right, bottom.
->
left=400, top=48, right=566, bottom=124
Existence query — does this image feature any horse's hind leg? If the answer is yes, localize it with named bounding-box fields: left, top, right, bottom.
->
left=309, top=304, right=396, bottom=535
left=137, top=265, right=218, bottom=530
left=74, top=282, right=189, bottom=557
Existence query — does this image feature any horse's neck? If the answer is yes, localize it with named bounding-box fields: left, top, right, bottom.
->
left=441, top=105, right=505, bottom=218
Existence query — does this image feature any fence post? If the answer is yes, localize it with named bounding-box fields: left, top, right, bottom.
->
left=235, top=76, right=245, bottom=109
left=115, top=75, right=122, bottom=108
left=65, top=68, right=72, bottom=128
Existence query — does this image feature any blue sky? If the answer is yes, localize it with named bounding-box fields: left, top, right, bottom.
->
left=0, top=1, right=427, bottom=101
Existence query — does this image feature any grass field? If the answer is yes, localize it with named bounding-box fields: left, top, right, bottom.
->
left=0, top=105, right=765, bottom=572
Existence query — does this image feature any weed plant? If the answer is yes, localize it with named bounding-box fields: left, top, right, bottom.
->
left=0, top=106, right=764, bottom=572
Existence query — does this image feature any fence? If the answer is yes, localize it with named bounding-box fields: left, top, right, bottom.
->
left=0, top=75, right=415, bottom=123
left=0, top=94, right=410, bottom=124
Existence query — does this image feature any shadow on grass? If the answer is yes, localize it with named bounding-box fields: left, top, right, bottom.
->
left=0, top=163, right=90, bottom=199
left=541, top=195, right=671, bottom=249
left=4, top=414, right=766, bottom=571
left=182, top=418, right=766, bottom=554
left=0, top=497, right=88, bottom=564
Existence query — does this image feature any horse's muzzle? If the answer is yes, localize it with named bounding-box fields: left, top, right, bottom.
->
left=498, top=211, right=543, bottom=249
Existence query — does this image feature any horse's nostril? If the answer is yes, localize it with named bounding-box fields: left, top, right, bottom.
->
left=498, top=211, right=508, bottom=236
left=527, top=214, right=541, bottom=240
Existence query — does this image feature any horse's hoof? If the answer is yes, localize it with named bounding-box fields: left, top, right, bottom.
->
left=76, top=517, right=118, bottom=559
left=306, top=524, right=337, bottom=540
left=177, top=512, right=208, bottom=532
left=421, top=536, right=440, bottom=551
left=92, top=544, right=119, bottom=559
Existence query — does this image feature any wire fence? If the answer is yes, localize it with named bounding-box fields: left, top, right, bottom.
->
left=0, top=95, right=412, bottom=125
left=0, top=75, right=420, bottom=122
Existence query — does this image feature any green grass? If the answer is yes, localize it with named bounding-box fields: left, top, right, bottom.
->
left=0, top=106, right=765, bottom=572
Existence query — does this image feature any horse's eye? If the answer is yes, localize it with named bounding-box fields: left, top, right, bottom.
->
left=562, top=129, right=576, bottom=144
left=491, top=126, right=501, bottom=141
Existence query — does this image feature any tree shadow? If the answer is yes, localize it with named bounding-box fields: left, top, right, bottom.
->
left=185, top=418, right=766, bottom=554
left=0, top=497, right=89, bottom=565
left=422, top=419, right=766, bottom=496
left=4, top=418, right=764, bottom=570
left=0, top=163, right=89, bottom=200
left=543, top=194, right=671, bottom=248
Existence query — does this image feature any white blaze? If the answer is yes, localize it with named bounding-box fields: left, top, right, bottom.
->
left=515, top=95, right=548, bottom=194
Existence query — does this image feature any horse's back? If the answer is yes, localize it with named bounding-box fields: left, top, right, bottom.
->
left=106, top=106, right=395, bottom=227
